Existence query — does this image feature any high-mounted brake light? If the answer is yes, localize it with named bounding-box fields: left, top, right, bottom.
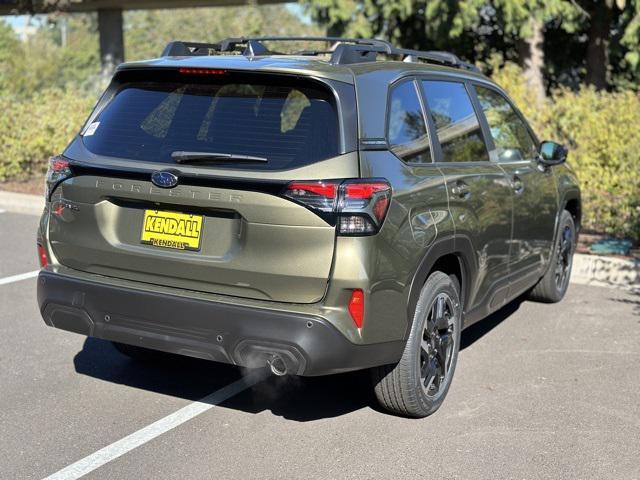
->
left=45, top=155, right=72, bottom=199
left=282, top=179, right=391, bottom=236
left=178, top=68, right=227, bottom=75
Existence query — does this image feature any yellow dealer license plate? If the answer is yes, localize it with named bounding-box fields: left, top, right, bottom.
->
left=141, top=210, right=203, bottom=251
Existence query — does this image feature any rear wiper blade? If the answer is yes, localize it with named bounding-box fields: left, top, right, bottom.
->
left=172, top=151, right=268, bottom=163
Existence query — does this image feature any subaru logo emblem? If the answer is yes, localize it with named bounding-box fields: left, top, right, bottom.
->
left=151, top=171, right=179, bottom=189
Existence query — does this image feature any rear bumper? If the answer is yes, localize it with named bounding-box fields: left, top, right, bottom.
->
left=37, top=270, right=403, bottom=376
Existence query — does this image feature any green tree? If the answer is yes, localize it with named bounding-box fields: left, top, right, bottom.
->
left=460, top=1, right=581, bottom=102
left=125, top=5, right=323, bottom=61
left=618, top=1, right=640, bottom=88
left=301, top=0, right=640, bottom=91
left=302, top=0, right=581, bottom=100
left=0, top=15, right=101, bottom=97
left=300, top=0, right=465, bottom=50
left=452, top=0, right=640, bottom=91
left=0, top=22, right=21, bottom=93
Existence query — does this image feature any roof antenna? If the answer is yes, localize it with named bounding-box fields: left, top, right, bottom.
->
left=243, top=40, right=269, bottom=57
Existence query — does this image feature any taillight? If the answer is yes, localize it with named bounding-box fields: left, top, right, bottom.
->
left=282, top=179, right=391, bottom=236
left=348, top=289, right=365, bottom=328
left=37, top=244, right=48, bottom=268
left=45, top=155, right=72, bottom=199
left=284, top=181, right=339, bottom=212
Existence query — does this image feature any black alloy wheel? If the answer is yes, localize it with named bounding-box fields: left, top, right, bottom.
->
left=420, top=292, right=456, bottom=398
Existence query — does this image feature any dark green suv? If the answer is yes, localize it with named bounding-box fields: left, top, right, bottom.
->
left=37, top=37, right=580, bottom=417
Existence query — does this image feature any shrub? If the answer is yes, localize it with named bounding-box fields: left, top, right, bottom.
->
left=0, top=89, right=94, bottom=181
left=493, top=63, right=640, bottom=241
left=550, top=89, right=640, bottom=240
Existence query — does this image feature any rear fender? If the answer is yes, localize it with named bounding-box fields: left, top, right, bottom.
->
left=541, top=186, right=581, bottom=277
left=405, top=235, right=476, bottom=338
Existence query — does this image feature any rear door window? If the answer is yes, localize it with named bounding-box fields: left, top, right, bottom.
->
left=82, top=72, right=341, bottom=170
left=420, top=80, right=489, bottom=163
left=386, top=80, right=431, bottom=163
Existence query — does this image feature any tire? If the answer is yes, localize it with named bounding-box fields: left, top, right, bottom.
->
left=528, top=210, right=576, bottom=303
left=111, top=341, right=168, bottom=362
left=371, top=271, right=462, bottom=418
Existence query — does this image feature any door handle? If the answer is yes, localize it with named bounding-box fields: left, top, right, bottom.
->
left=451, top=181, right=471, bottom=200
left=512, top=175, right=525, bottom=195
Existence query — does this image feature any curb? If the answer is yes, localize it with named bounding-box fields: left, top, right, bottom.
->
left=1, top=189, right=637, bottom=291
left=571, top=253, right=639, bottom=291
left=0, top=190, right=44, bottom=216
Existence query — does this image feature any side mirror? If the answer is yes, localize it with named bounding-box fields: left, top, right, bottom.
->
left=538, top=141, right=568, bottom=166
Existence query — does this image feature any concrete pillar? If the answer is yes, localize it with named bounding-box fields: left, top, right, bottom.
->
left=97, top=8, right=124, bottom=77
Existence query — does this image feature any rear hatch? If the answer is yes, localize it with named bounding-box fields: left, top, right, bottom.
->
left=49, top=68, right=358, bottom=303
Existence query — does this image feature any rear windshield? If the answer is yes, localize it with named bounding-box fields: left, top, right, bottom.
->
left=82, top=72, right=341, bottom=170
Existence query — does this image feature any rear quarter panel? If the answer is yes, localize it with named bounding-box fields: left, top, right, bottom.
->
left=553, top=162, right=581, bottom=217
left=355, top=151, right=451, bottom=343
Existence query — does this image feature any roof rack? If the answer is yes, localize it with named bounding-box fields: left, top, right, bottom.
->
left=161, top=37, right=479, bottom=72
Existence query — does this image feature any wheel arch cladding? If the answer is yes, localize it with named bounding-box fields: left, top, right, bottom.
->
left=405, top=236, right=475, bottom=339
left=564, top=195, right=581, bottom=231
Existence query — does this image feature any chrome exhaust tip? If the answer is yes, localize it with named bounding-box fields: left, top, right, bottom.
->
left=267, top=355, right=287, bottom=376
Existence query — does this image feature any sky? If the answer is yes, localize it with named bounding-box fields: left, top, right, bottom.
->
left=3, top=14, right=45, bottom=29
left=4, top=15, right=23, bottom=27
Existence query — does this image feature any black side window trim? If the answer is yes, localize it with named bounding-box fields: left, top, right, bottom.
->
left=384, top=76, right=435, bottom=165
left=416, top=76, right=492, bottom=165
left=470, top=82, right=541, bottom=162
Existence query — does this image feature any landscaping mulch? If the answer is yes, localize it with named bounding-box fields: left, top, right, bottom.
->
left=577, top=232, right=639, bottom=261
left=0, top=176, right=45, bottom=196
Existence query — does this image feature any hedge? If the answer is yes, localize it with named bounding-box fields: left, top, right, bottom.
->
left=492, top=63, right=640, bottom=241
left=1, top=67, right=638, bottom=240
left=0, top=89, right=94, bottom=180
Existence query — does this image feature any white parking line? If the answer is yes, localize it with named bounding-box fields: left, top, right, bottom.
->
left=42, top=369, right=267, bottom=480
left=0, top=208, right=6, bottom=213
left=0, top=270, right=40, bottom=286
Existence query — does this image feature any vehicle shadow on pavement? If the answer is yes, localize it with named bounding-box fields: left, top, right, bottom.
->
left=73, top=296, right=526, bottom=421
left=73, top=338, right=375, bottom=421
left=73, top=338, right=246, bottom=402
left=460, top=295, right=526, bottom=350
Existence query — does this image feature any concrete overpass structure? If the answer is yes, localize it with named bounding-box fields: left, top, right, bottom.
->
left=0, top=0, right=287, bottom=72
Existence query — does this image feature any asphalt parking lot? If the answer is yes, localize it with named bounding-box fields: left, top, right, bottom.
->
left=1, top=209, right=639, bottom=480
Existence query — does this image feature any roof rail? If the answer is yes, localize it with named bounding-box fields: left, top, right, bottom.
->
left=395, top=48, right=479, bottom=72
left=161, top=37, right=479, bottom=72
left=161, top=37, right=391, bottom=56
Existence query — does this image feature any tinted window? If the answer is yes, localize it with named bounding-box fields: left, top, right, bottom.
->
left=421, top=80, right=489, bottom=163
left=387, top=80, right=431, bottom=163
left=475, top=86, right=537, bottom=161
left=82, top=75, right=340, bottom=170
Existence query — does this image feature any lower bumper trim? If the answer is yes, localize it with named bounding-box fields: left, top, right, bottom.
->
left=37, top=270, right=403, bottom=376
